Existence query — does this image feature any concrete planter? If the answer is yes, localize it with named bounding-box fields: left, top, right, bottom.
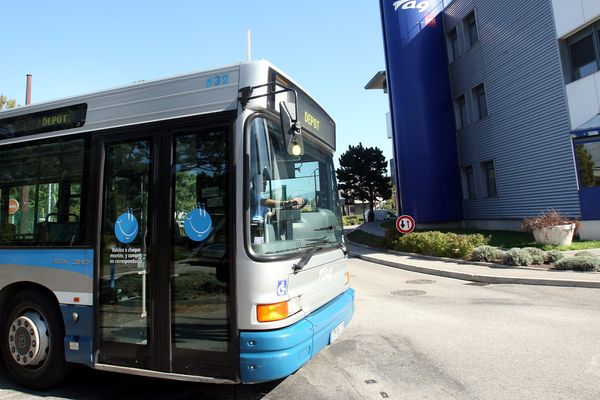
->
left=532, top=224, right=576, bottom=246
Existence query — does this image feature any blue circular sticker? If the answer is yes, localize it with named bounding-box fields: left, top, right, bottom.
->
left=115, top=209, right=139, bottom=244
left=184, top=206, right=213, bottom=242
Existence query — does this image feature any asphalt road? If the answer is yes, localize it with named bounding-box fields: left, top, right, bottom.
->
left=1, top=257, right=600, bottom=399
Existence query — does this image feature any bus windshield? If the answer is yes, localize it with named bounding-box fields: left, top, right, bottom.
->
left=248, top=116, right=343, bottom=257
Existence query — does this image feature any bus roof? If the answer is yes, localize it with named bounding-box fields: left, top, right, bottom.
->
left=0, top=60, right=335, bottom=150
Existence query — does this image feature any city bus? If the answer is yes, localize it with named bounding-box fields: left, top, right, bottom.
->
left=0, top=61, right=354, bottom=389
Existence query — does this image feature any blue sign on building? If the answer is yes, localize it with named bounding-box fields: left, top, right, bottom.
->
left=379, top=0, right=463, bottom=222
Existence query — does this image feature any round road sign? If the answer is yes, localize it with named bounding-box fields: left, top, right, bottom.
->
left=396, top=215, right=416, bottom=234
left=8, top=199, right=19, bottom=215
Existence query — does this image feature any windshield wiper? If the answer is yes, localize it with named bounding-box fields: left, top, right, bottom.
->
left=293, top=239, right=330, bottom=273
left=314, top=224, right=335, bottom=232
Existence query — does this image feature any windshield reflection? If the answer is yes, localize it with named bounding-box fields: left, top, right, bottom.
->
left=248, top=116, right=343, bottom=257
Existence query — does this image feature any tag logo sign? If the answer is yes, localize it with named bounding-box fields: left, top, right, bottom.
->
left=393, top=0, right=430, bottom=12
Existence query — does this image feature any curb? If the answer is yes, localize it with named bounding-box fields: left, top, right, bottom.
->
left=348, top=241, right=600, bottom=289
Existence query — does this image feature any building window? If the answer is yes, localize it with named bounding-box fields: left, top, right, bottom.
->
left=569, top=34, right=598, bottom=80
left=464, top=11, right=479, bottom=48
left=565, top=24, right=600, bottom=82
left=455, top=95, right=468, bottom=129
left=472, top=84, right=488, bottom=120
left=575, top=139, right=600, bottom=188
left=481, top=161, right=497, bottom=198
left=448, top=28, right=460, bottom=61
left=462, top=166, right=476, bottom=200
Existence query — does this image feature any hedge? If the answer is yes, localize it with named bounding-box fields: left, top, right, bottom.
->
left=387, top=230, right=489, bottom=259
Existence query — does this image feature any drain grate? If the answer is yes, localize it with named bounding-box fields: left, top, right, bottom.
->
left=391, top=289, right=426, bottom=296
left=406, top=279, right=436, bottom=285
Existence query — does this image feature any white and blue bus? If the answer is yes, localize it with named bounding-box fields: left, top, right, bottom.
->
left=0, top=61, right=354, bottom=388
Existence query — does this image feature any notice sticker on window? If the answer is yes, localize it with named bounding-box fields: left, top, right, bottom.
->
left=184, top=205, right=213, bottom=242
left=115, top=209, right=138, bottom=244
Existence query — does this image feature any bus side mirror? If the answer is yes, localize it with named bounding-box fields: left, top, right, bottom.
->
left=280, top=101, right=303, bottom=156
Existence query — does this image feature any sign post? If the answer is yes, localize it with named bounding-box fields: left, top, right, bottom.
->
left=396, top=215, right=416, bottom=234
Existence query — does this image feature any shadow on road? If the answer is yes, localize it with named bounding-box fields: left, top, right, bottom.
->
left=0, top=362, right=283, bottom=399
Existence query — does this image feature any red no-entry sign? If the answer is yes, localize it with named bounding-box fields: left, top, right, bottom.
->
left=396, top=215, right=416, bottom=234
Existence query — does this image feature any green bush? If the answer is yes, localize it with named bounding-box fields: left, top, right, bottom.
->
left=343, top=215, right=364, bottom=226
left=554, top=255, right=600, bottom=272
left=388, top=231, right=489, bottom=259
left=502, top=248, right=533, bottom=266
left=545, top=250, right=565, bottom=264
left=523, top=247, right=546, bottom=265
left=471, top=245, right=505, bottom=262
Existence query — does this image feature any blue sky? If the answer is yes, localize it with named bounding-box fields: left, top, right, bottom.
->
left=1, top=1, right=392, bottom=169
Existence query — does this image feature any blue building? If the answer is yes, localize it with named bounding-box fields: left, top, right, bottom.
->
left=373, top=0, right=600, bottom=239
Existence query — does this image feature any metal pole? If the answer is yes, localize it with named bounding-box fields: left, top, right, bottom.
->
left=247, top=30, right=252, bottom=61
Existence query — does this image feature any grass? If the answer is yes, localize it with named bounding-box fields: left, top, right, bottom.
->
left=378, top=221, right=600, bottom=251
left=540, top=241, right=600, bottom=251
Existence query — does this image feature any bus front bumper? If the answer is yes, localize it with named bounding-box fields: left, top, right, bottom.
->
left=239, top=288, right=355, bottom=383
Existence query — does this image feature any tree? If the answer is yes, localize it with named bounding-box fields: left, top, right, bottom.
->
left=0, top=95, right=17, bottom=110
left=336, top=143, right=391, bottom=222
left=575, top=144, right=597, bottom=187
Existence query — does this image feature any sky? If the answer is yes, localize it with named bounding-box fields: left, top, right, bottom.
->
left=0, top=0, right=392, bottom=171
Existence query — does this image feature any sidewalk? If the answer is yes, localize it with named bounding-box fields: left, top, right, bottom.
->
left=346, top=222, right=600, bottom=289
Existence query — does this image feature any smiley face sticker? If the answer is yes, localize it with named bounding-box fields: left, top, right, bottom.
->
left=184, top=205, right=213, bottom=242
left=115, top=209, right=139, bottom=244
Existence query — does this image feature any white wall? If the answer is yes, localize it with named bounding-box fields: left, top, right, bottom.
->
left=579, top=220, right=600, bottom=240
left=565, top=71, right=600, bottom=129
left=552, top=0, right=600, bottom=38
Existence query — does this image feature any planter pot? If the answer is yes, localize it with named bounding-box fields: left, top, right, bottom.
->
left=532, top=224, right=575, bottom=246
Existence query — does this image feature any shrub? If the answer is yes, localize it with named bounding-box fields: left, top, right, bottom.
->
left=554, top=255, right=600, bottom=272
left=389, top=231, right=489, bottom=259
left=523, top=247, right=545, bottom=265
left=502, top=248, right=533, bottom=266
left=545, top=250, right=565, bottom=264
left=343, top=215, right=364, bottom=226
left=521, top=209, right=579, bottom=232
left=471, top=245, right=505, bottom=263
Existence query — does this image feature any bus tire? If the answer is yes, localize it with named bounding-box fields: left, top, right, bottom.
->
left=1, top=289, right=71, bottom=389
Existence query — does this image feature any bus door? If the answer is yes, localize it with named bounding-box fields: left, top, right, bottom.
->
left=95, top=120, right=235, bottom=378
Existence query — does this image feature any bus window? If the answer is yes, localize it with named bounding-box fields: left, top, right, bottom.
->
left=248, top=116, right=343, bottom=257
left=0, top=139, right=87, bottom=246
left=171, top=127, right=231, bottom=373
left=99, top=139, right=152, bottom=356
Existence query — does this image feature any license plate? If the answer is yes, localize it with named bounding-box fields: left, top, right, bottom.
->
left=329, top=321, right=345, bottom=344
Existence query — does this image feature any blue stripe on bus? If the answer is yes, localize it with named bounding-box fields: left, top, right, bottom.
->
left=0, top=249, right=94, bottom=278
left=239, top=288, right=355, bottom=383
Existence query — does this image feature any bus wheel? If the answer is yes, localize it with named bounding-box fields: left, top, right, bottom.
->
left=1, top=289, right=70, bottom=389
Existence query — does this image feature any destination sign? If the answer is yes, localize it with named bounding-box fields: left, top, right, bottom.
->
left=0, top=103, right=88, bottom=140
left=269, top=69, right=336, bottom=151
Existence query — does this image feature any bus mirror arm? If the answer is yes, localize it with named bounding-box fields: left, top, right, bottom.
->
left=237, top=83, right=303, bottom=155
left=280, top=101, right=303, bottom=156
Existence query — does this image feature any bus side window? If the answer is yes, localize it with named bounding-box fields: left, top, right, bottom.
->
left=0, top=139, right=88, bottom=246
